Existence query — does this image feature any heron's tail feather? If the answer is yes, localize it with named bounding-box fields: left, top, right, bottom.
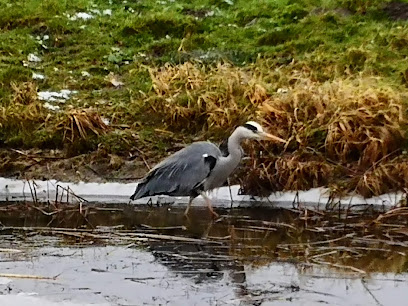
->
left=130, top=166, right=190, bottom=200
left=130, top=177, right=183, bottom=200
left=130, top=182, right=148, bottom=201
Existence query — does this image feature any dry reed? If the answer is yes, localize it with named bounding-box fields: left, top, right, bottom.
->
left=58, top=108, right=110, bottom=143
left=243, top=76, right=408, bottom=197
left=146, top=62, right=269, bottom=132
left=0, top=82, right=47, bottom=129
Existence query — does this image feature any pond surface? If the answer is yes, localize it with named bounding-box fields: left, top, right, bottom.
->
left=0, top=204, right=407, bottom=305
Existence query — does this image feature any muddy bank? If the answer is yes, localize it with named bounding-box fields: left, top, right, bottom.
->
left=0, top=148, right=149, bottom=183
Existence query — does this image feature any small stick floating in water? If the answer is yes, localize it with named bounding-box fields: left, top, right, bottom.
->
left=0, top=273, right=58, bottom=280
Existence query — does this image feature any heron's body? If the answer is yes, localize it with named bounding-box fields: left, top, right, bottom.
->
left=131, top=141, right=223, bottom=199
left=130, top=121, right=286, bottom=216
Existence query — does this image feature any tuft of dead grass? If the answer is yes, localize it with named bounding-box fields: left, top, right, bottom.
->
left=0, top=82, right=46, bottom=129
left=242, top=151, right=334, bottom=196
left=325, top=86, right=404, bottom=166
left=0, top=83, right=110, bottom=152
left=242, top=76, right=408, bottom=197
left=351, top=157, right=408, bottom=197
left=58, top=108, right=110, bottom=143
left=10, top=82, right=38, bottom=105
left=146, top=62, right=270, bottom=133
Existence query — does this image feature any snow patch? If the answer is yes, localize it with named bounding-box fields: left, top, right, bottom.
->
left=103, top=9, right=112, bottom=16
left=34, top=35, right=49, bottom=49
left=0, top=277, right=11, bottom=285
left=32, top=73, right=45, bottom=80
left=38, top=90, right=78, bottom=102
left=66, top=9, right=112, bottom=21
left=69, top=12, right=94, bottom=20
left=27, top=54, right=41, bottom=62
left=101, top=117, right=110, bottom=125
left=43, top=102, right=60, bottom=111
left=277, top=88, right=288, bottom=93
left=89, top=9, right=101, bottom=15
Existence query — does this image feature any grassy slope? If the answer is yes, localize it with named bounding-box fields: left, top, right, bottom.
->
left=1, top=0, right=408, bottom=194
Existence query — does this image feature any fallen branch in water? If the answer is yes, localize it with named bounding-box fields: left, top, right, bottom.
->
left=352, top=237, right=408, bottom=247
left=0, top=226, right=223, bottom=245
left=140, top=224, right=187, bottom=231
left=311, top=259, right=366, bottom=274
left=0, top=226, right=96, bottom=232
left=246, top=225, right=278, bottom=232
left=308, top=250, right=338, bottom=259
left=278, top=233, right=355, bottom=248
left=0, top=273, right=58, bottom=280
left=0, top=248, right=23, bottom=253
left=55, top=184, right=88, bottom=205
left=29, top=204, right=62, bottom=216
left=115, top=232, right=223, bottom=244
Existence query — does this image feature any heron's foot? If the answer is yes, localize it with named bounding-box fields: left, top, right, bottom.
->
left=208, top=206, right=219, bottom=219
left=184, top=198, right=194, bottom=217
left=183, top=213, right=191, bottom=222
left=184, top=204, right=193, bottom=217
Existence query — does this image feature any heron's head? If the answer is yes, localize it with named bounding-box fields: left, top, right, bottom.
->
left=240, top=121, right=286, bottom=143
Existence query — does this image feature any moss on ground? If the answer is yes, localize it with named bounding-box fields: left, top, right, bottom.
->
left=2, top=0, right=408, bottom=196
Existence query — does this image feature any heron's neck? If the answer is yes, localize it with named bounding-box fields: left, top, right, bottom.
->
left=226, top=129, right=244, bottom=157
left=219, top=129, right=244, bottom=169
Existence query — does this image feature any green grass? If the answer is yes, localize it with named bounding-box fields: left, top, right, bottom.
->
left=1, top=0, right=408, bottom=156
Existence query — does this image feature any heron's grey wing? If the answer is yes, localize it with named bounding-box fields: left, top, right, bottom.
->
left=130, top=142, right=221, bottom=200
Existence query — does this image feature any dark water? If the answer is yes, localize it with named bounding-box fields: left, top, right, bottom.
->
left=0, top=203, right=407, bottom=305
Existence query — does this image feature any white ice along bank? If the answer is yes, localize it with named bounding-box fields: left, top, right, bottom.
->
left=0, top=178, right=403, bottom=209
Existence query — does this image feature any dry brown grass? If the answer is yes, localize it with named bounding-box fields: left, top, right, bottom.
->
left=325, top=86, right=404, bottom=166
left=0, top=83, right=111, bottom=152
left=241, top=152, right=334, bottom=196
left=146, top=62, right=269, bottom=133
left=351, top=157, right=408, bottom=197
left=242, top=76, right=408, bottom=197
left=0, top=82, right=47, bottom=129
left=10, top=82, right=38, bottom=105
left=58, top=108, right=110, bottom=143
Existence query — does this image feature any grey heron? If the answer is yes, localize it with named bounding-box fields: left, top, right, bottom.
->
left=130, top=121, right=286, bottom=217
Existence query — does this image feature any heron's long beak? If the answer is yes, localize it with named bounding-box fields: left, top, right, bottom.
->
left=259, top=131, right=287, bottom=144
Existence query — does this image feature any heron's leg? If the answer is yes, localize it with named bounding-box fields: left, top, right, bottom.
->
left=184, top=196, right=194, bottom=216
left=200, top=192, right=219, bottom=218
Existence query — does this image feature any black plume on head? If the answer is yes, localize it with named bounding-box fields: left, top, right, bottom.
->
left=243, top=123, right=258, bottom=132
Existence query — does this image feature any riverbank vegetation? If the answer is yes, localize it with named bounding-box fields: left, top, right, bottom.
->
left=1, top=0, right=408, bottom=198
